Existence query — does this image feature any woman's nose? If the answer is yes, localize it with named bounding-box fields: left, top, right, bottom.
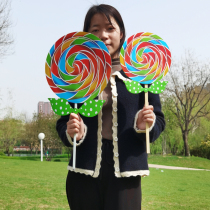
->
left=99, top=30, right=108, bottom=41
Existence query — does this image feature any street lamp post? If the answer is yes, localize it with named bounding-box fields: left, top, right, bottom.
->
left=38, top=133, right=45, bottom=162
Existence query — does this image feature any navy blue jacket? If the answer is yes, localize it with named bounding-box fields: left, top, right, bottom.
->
left=56, top=70, right=165, bottom=178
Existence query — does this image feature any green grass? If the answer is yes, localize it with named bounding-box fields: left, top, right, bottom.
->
left=3, top=154, right=209, bottom=169
left=0, top=155, right=70, bottom=162
left=0, top=158, right=69, bottom=210
left=148, top=155, right=210, bottom=170
left=142, top=168, right=210, bottom=210
left=0, top=157, right=210, bottom=209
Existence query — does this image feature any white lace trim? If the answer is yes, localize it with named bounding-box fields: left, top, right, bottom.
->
left=112, top=71, right=130, bottom=81
left=110, top=72, right=152, bottom=177
left=67, top=165, right=94, bottom=176
left=121, top=170, right=150, bottom=177
left=110, top=75, right=121, bottom=177
left=134, top=110, right=156, bottom=133
left=66, top=124, right=87, bottom=146
left=92, top=93, right=103, bottom=178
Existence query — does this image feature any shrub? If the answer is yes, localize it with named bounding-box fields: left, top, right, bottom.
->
left=54, top=159, right=61, bottom=162
left=0, top=151, right=6, bottom=156
left=13, top=151, right=41, bottom=155
left=190, top=134, right=210, bottom=159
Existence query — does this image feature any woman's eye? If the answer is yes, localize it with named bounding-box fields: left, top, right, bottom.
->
left=108, top=27, right=114, bottom=31
left=92, top=29, right=98, bottom=33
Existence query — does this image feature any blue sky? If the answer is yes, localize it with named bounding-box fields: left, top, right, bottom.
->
left=0, top=0, right=210, bottom=119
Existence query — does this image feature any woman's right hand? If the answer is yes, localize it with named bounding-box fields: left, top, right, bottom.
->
left=66, top=113, right=85, bottom=141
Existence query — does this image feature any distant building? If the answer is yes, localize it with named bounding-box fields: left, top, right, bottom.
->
left=38, top=101, right=53, bottom=115
left=13, top=146, right=30, bottom=151
left=13, top=146, right=40, bottom=152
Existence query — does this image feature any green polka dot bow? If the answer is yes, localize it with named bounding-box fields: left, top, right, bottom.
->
left=124, top=81, right=168, bottom=94
left=48, top=98, right=105, bottom=117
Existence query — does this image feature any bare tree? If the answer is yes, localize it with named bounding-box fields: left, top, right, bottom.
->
left=0, top=0, right=13, bottom=59
left=165, top=52, right=210, bottom=156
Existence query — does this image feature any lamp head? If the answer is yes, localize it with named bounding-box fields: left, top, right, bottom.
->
left=38, top=133, right=45, bottom=140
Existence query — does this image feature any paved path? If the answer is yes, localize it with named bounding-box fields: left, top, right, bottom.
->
left=149, top=164, right=210, bottom=171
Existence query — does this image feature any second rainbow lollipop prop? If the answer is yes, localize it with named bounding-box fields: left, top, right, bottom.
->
left=120, top=32, right=171, bottom=153
left=45, top=31, right=111, bottom=169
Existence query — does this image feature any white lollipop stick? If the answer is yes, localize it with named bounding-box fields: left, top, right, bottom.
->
left=144, top=85, right=150, bottom=154
left=73, top=103, right=77, bottom=170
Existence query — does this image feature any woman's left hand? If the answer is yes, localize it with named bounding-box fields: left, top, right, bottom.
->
left=136, top=105, right=155, bottom=130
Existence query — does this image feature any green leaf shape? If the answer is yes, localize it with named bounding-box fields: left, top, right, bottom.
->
left=148, top=81, right=168, bottom=94
left=124, top=80, right=144, bottom=94
left=78, top=100, right=105, bottom=117
left=48, top=98, right=77, bottom=116
left=124, top=80, right=168, bottom=94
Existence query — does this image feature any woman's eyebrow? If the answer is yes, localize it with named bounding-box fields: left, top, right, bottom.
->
left=91, top=24, right=99, bottom=27
left=91, top=23, right=112, bottom=28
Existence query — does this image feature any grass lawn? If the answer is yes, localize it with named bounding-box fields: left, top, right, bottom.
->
left=141, top=169, right=210, bottom=210
left=3, top=154, right=210, bottom=169
left=0, top=158, right=69, bottom=210
left=0, top=155, right=70, bottom=162
left=0, top=157, right=210, bottom=209
left=148, top=155, right=210, bottom=170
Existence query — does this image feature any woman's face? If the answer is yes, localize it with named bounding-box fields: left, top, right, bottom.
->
left=88, top=13, right=123, bottom=59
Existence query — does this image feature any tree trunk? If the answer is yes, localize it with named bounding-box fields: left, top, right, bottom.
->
left=6, top=148, right=10, bottom=156
left=30, top=144, right=32, bottom=155
left=162, top=135, right=166, bottom=155
left=183, top=131, right=190, bottom=156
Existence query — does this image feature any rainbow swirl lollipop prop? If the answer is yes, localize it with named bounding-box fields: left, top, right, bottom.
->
left=120, top=32, right=171, bottom=85
left=120, top=32, right=171, bottom=154
left=45, top=31, right=111, bottom=104
left=45, top=32, right=112, bottom=170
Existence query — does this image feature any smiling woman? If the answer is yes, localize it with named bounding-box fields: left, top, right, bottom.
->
left=56, top=3, right=165, bottom=210
left=88, top=13, right=123, bottom=59
left=83, top=4, right=125, bottom=59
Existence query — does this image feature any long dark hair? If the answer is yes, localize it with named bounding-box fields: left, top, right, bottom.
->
left=83, top=4, right=126, bottom=54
